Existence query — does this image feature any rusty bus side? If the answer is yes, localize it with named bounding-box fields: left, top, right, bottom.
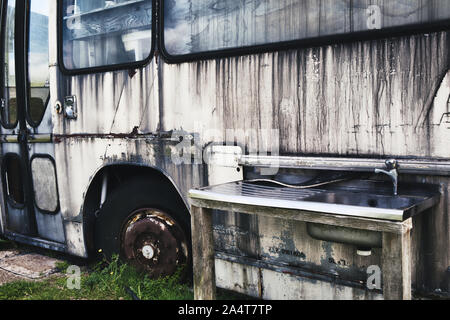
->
left=0, top=0, right=449, bottom=299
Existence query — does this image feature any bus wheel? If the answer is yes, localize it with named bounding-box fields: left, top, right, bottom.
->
left=120, top=208, right=188, bottom=278
left=94, top=177, right=190, bottom=279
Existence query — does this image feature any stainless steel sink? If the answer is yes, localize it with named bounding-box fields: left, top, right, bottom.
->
left=299, top=180, right=441, bottom=221
left=303, top=192, right=424, bottom=210
left=189, top=179, right=441, bottom=255
left=302, top=191, right=438, bottom=253
left=189, top=180, right=441, bottom=222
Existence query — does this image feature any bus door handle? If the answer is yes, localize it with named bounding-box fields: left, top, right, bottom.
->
left=63, top=95, right=78, bottom=120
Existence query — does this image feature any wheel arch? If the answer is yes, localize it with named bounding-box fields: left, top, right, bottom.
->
left=82, top=163, right=191, bottom=258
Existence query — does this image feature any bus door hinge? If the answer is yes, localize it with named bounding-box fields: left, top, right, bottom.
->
left=18, top=129, right=30, bottom=143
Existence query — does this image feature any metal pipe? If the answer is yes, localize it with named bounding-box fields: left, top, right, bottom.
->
left=306, top=223, right=382, bottom=249
left=239, top=155, right=450, bottom=176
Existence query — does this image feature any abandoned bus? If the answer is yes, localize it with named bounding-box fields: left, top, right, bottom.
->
left=0, top=0, right=449, bottom=300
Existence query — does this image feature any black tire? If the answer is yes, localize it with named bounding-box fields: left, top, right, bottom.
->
left=94, top=176, right=191, bottom=278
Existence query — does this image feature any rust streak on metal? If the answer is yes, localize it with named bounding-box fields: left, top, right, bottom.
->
left=52, top=132, right=176, bottom=143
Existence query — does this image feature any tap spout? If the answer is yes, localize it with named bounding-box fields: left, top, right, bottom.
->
left=375, top=160, right=399, bottom=196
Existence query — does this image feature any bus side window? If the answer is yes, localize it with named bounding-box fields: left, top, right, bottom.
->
left=61, top=0, right=152, bottom=70
left=163, top=0, right=450, bottom=56
left=1, top=0, right=17, bottom=128
left=28, top=0, right=50, bottom=126
left=3, top=154, right=25, bottom=206
left=31, top=157, right=59, bottom=213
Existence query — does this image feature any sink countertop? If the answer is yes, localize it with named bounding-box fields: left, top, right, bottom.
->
left=189, top=180, right=441, bottom=222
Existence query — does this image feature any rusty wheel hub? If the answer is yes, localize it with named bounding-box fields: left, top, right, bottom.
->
left=120, top=209, right=188, bottom=278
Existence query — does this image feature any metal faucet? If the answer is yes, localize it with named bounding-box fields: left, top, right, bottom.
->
left=375, top=159, right=399, bottom=196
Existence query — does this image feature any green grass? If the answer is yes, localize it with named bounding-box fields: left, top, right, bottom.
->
left=0, top=255, right=193, bottom=301
left=0, top=254, right=249, bottom=301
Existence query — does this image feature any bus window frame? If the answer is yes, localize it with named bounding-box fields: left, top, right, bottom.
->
left=159, top=0, right=450, bottom=64
left=57, top=0, right=156, bottom=76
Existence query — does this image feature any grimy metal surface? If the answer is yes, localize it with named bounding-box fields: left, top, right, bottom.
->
left=8, top=1, right=446, bottom=299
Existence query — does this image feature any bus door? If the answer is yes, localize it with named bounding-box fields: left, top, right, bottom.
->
left=0, top=0, right=65, bottom=245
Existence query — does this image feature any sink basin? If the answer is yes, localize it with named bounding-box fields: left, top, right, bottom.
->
left=303, top=192, right=423, bottom=210
left=299, top=180, right=441, bottom=221
left=301, top=188, right=439, bottom=250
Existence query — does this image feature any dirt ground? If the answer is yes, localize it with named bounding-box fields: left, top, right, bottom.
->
left=0, top=242, right=63, bottom=286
